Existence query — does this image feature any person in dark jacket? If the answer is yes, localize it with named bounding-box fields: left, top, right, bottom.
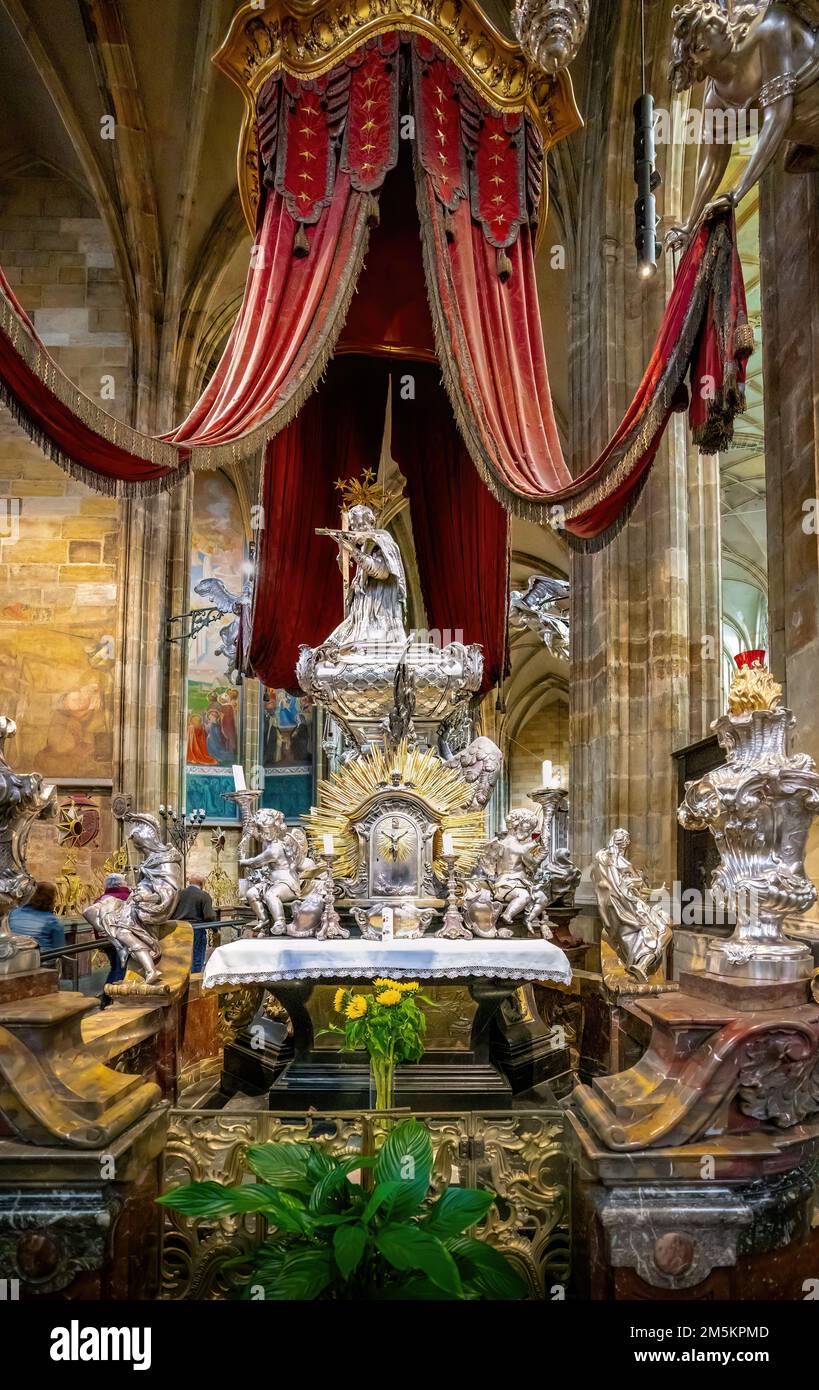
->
left=9, top=881, right=64, bottom=950
left=174, top=874, right=214, bottom=973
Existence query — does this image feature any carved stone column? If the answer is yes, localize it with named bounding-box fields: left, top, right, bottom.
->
left=568, top=1, right=718, bottom=887
left=760, top=163, right=819, bottom=898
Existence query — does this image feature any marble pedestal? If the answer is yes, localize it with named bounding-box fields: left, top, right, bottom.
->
left=569, top=965, right=819, bottom=1297
left=0, top=1106, right=168, bottom=1299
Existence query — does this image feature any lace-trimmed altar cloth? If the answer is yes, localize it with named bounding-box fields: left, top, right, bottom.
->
left=202, top=936, right=572, bottom=988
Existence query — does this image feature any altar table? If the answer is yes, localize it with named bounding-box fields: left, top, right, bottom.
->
left=202, top=935, right=573, bottom=988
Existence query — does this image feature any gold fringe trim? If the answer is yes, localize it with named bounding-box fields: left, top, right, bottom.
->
left=0, top=286, right=181, bottom=476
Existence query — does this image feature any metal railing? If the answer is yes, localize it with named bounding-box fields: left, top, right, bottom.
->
left=160, top=1106, right=571, bottom=1301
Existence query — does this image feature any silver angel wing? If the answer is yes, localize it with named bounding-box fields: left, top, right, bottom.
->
left=283, top=826, right=310, bottom=870
left=193, top=577, right=242, bottom=613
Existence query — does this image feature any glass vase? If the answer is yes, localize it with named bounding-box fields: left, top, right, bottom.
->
left=369, top=1055, right=395, bottom=1111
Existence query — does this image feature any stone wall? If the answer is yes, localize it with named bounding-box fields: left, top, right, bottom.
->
left=508, top=699, right=569, bottom=810
left=0, top=164, right=132, bottom=886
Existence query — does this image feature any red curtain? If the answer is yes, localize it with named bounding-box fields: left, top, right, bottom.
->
left=0, top=31, right=751, bottom=553
left=390, top=363, right=509, bottom=691
left=247, top=355, right=388, bottom=691
left=169, top=175, right=372, bottom=463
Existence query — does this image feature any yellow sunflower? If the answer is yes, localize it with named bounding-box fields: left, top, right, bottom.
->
left=373, top=977, right=400, bottom=989
left=376, top=988, right=402, bottom=1006
left=346, top=995, right=368, bottom=1020
left=398, top=981, right=419, bottom=993
left=333, top=987, right=347, bottom=1013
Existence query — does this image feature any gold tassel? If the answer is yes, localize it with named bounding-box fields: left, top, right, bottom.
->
left=496, top=247, right=512, bottom=283
left=293, top=222, right=310, bottom=258
left=363, top=193, right=380, bottom=228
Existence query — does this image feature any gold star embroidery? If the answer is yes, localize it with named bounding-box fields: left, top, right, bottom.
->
left=434, top=106, right=445, bottom=120
left=361, top=162, right=374, bottom=173
left=489, top=152, right=504, bottom=165
left=361, top=141, right=376, bottom=153
left=489, top=131, right=504, bottom=143
left=435, top=128, right=446, bottom=145
left=300, top=126, right=316, bottom=138
left=491, top=194, right=504, bottom=206
left=490, top=174, right=504, bottom=186
left=299, top=149, right=317, bottom=161
left=362, top=98, right=376, bottom=112
left=362, top=119, right=376, bottom=132
left=436, top=85, right=446, bottom=100
left=298, top=170, right=314, bottom=183
left=363, top=74, right=376, bottom=89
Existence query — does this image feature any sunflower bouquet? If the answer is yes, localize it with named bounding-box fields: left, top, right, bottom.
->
left=325, top=978, right=434, bottom=1109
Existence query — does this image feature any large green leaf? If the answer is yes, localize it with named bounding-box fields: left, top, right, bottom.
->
left=422, top=1187, right=496, bottom=1237
left=374, top=1224, right=463, bottom=1298
left=447, top=1237, right=527, bottom=1300
left=373, top=1118, right=432, bottom=1215
left=333, top=1223, right=368, bottom=1280
left=361, top=1180, right=408, bottom=1223
left=244, top=1143, right=316, bottom=1191
left=260, top=1248, right=334, bottom=1300
left=156, top=1181, right=284, bottom=1218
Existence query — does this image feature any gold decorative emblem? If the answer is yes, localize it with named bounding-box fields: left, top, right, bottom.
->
left=306, top=738, right=485, bottom=877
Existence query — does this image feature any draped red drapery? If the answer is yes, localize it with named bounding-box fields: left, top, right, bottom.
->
left=0, top=31, right=752, bottom=564
left=390, top=363, right=509, bottom=693
left=246, top=356, right=389, bottom=692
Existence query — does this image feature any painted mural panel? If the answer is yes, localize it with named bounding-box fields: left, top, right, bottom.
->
left=0, top=453, right=119, bottom=779
left=260, top=687, right=314, bottom=819
left=185, top=471, right=245, bottom=821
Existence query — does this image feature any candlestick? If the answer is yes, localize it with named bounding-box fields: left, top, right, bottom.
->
left=542, top=759, right=553, bottom=789
left=435, top=853, right=472, bottom=940
left=231, top=764, right=246, bottom=792
left=442, top=831, right=454, bottom=857
left=316, top=851, right=349, bottom=940
left=322, top=833, right=335, bottom=856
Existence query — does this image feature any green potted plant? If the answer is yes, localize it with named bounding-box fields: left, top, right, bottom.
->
left=157, top=1116, right=526, bottom=1300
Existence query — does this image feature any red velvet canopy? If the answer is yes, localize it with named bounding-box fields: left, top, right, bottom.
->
left=0, top=30, right=753, bottom=691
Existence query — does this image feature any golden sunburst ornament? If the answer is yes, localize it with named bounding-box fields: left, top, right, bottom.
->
left=304, top=739, right=486, bottom=877
left=334, top=468, right=402, bottom=520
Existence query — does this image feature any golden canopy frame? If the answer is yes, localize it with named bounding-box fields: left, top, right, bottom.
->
left=213, top=0, right=583, bottom=232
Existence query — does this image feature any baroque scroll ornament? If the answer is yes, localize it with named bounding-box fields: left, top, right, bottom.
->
left=678, top=663, right=819, bottom=982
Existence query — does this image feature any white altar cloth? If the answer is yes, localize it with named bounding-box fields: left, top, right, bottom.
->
left=202, top=936, right=572, bottom=988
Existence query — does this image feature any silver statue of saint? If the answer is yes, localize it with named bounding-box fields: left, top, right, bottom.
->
left=591, top=828, right=672, bottom=983
left=667, top=2, right=819, bottom=248
left=84, top=813, right=182, bottom=985
left=319, top=503, right=407, bottom=649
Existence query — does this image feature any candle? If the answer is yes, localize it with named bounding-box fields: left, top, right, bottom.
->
left=231, top=764, right=246, bottom=792
left=542, top=760, right=553, bottom=788
left=322, top=833, right=335, bottom=856
left=442, top=832, right=454, bottom=856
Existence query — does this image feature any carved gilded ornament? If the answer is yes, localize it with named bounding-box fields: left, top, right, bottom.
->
left=726, top=661, right=783, bottom=715
left=213, top=0, right=581, bottom=230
